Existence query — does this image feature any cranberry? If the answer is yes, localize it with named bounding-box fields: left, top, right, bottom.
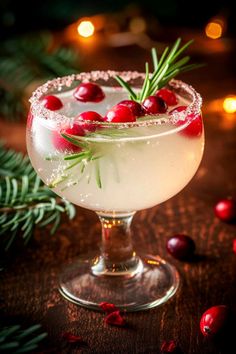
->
left=52, top=124, right=84, bottom=152
left=200, top=305, right=229, bottom=337
left=27, top=111, right=34, bottom=129
left=156, top=88, right=178, bottom=106
left=233, top=239, right=236, bottom=254
left=42, top=95, right=63, bottom=111
left=105, top=310, right=125, bottom=327
left=99, top=302, right=117, bottom=313
left=166, top=234, right=195, bottom=260
left=73, top=82, right=105, bottom=102
left=214, top=198, right=236, bottom=222
left=161, top=340, right=181, bottom=353
left=142, top=96, right=167, bottom=114
left=78, top=111, right=103, bottom=132
left=62, top=332, right=84, bottom=344
left=118, top=100, right=144, bottom=117
left=170, top=106, right=203, bottom=138
left=105, top=104, right=136, bottom=123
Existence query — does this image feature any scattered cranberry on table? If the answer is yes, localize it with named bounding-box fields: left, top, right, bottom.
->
left=166, top=234, right=195, bottom=260
left=104, top=310, right=126, bottom=327
left=74, top=82, right=105, bottom=102
left=105, top=104, right=136, bottom=123
left=214, top=198, right=236, bottom=222
left=161, top=340, right=181, bottom=353
left=42, top=95, right=63, bottom=111
left=233, top=239, right=236, bottom=254
left=200, top=305, right=229, bottom=337
left=156, top=88, right=178, bottom=106
left=142, top=95, right=168, bottom=114
left=118, top=100, right=144, bottom=117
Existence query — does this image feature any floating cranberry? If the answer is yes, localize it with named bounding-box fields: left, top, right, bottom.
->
left=74, top=82, right=105, bottom=102
left=161, top=340, right=181, bottom=353
left=156, top=88, right=178, bottom=106
left=166, top=234, right=195, bottom=260
left=42, top=95, right=63, bottom=111
left=78, top=111, right=103, bottom=122
left=214, top=198, right=236, bottom=222
left=200, top=305, right=229, bottom=337
left=53, top=124, right=84, bottom=152
left=170, top=106, right=203, bottom=138
left=118, top=100, right=144, bottom=117
left=233, top=239, right=236, bottom=254
left=105, top=104, right=136, bottom=123
left=105, top=310, right=125, bottom=327
left=142, top=96, right=167, bottom=114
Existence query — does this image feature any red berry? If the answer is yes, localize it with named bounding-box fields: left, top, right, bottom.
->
left=156, top=88, right=178, bottom=106
left=78, top=111, right=103, bottom=132
left=166, top=234, right=195, bottom=260
left=105, top=310, right=125, bottom=327
left=27, top=111, right=34, bottom=129
left=99, top=302, right=117, bottom=313
left=214, top=199, right=236, bottom=222
left=170, top=106, right=203, bottom=138
left=62, top=332, right=84, bottom=344
left=52, top=124, right=84, bottom=152
left=200, top=305, right=229, bottom=337
left=73, top=82, right=105, bottom=102
left=42, top=95, right=63, bottom=111
left=161, top=340, right=180, bottom=353
left=142, top=96, right=167, bottom=114
left=118, top=100, right=144, bottom=117
left=233, top=239, right=236, bottom=254
left=105, top=104, right=136, bottom=123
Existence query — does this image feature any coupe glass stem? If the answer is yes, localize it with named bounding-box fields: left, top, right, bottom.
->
left=92, top=212, right=143, bottom=277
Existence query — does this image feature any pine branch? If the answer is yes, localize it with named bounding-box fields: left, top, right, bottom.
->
left=0, top=32, right=79, bottom=121
left=0, top=143, right=76, bottom=252
left=0, top=323, right=47, bottom=353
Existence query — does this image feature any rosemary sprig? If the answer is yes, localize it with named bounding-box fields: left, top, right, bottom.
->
left=115, top=38, right=203, bottom=102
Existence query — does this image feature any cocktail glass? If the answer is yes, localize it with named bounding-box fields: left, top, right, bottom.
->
left=26, top=71, right=204, bottom=311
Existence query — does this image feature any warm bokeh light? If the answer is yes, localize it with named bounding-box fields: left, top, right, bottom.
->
left=223, top=96, right=236, bottom=113
left=129, top=16, right=146, bottom=34
left=77, top=20, right=95, bottom=38
left=205, top=21, right=223, bottom=39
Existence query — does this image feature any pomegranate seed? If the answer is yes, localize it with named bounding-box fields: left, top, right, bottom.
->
left=156, top=88, right=178, bottom=106
left=62, top=332, right=85, bottom=344
left=170, top=106, right=203, bottom=138
left=214, top=198, right=236, bottom=222
left=105, top=310, right=125, bottom=327
left=99, top=302, right=117, bottom=313
left=166, top=234, right=195, bottom=260
left=73, top=82, right=105, bottom=102
left=233, top=239, right=236, bottom=254
left=161, top=340, right=181, bottom=353
left=52, top=124, right=84, bottom=152
left=105, top=104, right=136, bottom=123
left=142, top=96, right=167, bottom=114
left=200, top=305, right=229, bottom=337
left=42, top=95, right=63, bottom=111
left=118, top=100, right=144, bottom=117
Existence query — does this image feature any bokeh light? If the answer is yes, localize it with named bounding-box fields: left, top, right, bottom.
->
left=77, top=20, right=95, bottom=38
left=205, top=20, right=223, bottom=39
left=223, top=96, right=236, bottom=113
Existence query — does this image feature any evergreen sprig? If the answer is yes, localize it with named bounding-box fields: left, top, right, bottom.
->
left=115, top=38, right=203, bottom=102
left=0, top=143, right=76, bottom=252
left=0, top=32, right=79, bottom=121
left=0, top=323, right=47, bottom=353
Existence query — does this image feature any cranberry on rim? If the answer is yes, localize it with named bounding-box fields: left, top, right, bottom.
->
left=170, top=106, right=203, bottom=138
left=156, top=88, right=178, bottom=106
left=52, top=124, right=85, bottom=152
left=74, top=82, right=105, bottom=103
left=42, top=95, right=63, bottom=111
left=105, top=104, right=136, bottom=123
left=118, top=100, right=144, bottom=117
left=142, top=96, right=167, bottom=114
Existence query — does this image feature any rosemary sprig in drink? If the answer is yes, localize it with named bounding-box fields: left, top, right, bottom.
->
left=115, top=38, right=203, bottom=102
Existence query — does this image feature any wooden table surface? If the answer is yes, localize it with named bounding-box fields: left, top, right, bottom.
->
left=1, top=39, right=236, bottom=354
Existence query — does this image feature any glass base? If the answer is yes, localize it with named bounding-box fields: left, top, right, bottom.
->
left=59, top=253, right=180, bottom=311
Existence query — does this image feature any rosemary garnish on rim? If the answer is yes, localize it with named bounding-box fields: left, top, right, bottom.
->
left=115, top=38, right=203, bottom=102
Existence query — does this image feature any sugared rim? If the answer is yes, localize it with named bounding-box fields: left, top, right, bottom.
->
left=29, top=71, right=202, bottom=127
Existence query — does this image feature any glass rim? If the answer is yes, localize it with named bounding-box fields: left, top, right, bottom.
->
left=29, top=70, right=202, bottom=128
